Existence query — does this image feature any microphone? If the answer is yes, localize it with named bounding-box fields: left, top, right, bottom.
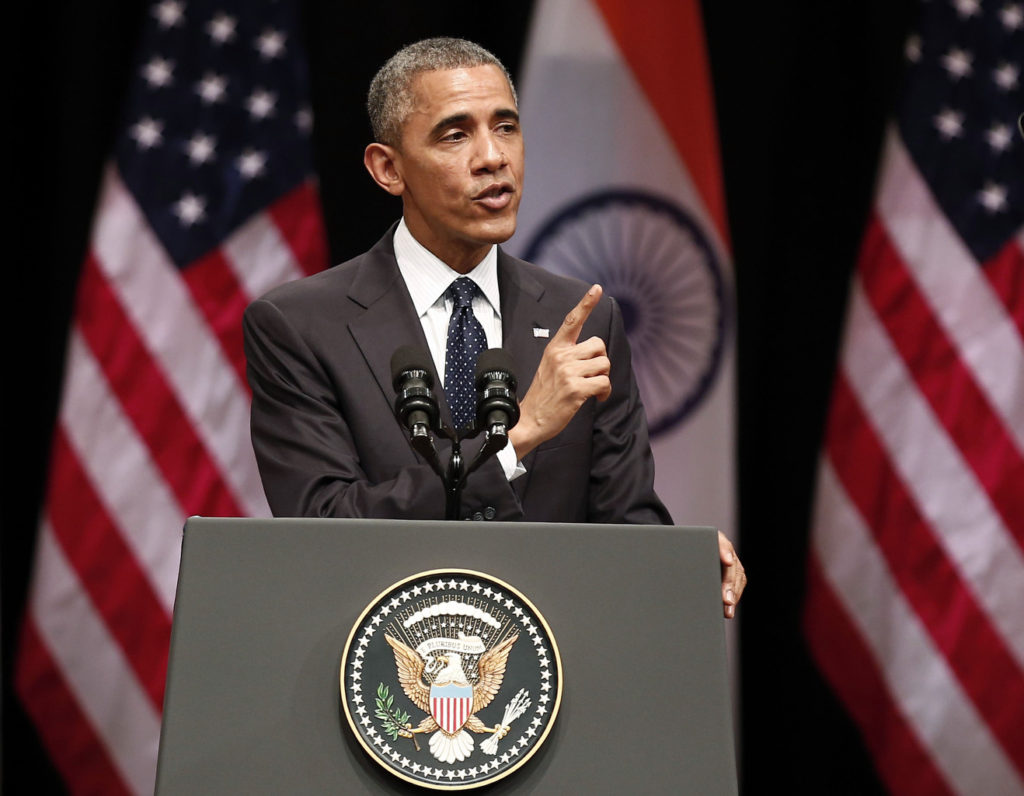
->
left=474, top=349, right=520, bottom=438
left=391, top=346, right=439, bottom=440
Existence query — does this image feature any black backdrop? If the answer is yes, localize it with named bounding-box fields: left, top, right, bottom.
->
left=8, top=1, right=918, bottom=792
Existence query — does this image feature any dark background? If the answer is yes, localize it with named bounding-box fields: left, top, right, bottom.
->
left=8, top=1, right=918, bottom=791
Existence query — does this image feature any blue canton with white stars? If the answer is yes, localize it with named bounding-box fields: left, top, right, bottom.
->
left=115, top=0, right=315, bottom=269
left=899, top=0, right=1023, bottom=263
left=444, top=278, right=487, bottom=431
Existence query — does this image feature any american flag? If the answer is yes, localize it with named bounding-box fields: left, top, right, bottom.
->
left=15, top=1, right=326, bottom=792
left=804, top=1, right=1023, bottom=794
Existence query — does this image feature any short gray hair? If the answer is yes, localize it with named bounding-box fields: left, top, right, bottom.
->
left=368, top=37, right=518, bottom=147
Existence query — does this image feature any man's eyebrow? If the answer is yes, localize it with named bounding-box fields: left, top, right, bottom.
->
left=430, top=113, right=470, bottom=137
left=494, top=108, right=520, bottom=122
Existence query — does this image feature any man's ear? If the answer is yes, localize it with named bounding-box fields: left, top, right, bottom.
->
left=364, top=143, right=404, bottom=196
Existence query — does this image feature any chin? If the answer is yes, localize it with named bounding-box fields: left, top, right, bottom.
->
left=476, top=215, right=518, bottom=245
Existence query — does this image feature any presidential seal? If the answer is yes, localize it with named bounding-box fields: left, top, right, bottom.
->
left=340, top=570, right=562, bottom=789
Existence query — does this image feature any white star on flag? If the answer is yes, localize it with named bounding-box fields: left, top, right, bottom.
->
left=185, top=133, right=216, bottom=165
left=172, top=192, right=206, bottom=226
left=152, top=0, right=184, bottom=28
left=142, top=56, right=174, bottom=88
left=993, top=62, right=1019, bottom=90
left=934, top=107, right=965, bottom=139
left=255, top=28, right=286, bottom=60
left=130, top=116, right=163, bottom=149
left=1000, top=3, right=1023, bottom=30
left=941, top=47, right=973, bottom=80
left=195, top=72, right=228, bottom=104
left=236, top=149, right=267, bottom=179
left=953, top=0, right=981, bottom=18
left=985, top=123, right=1013, bottom=153
left=977, top=182, right=1008, bottom=212
left=246, top=88, right=277, bottom=119
left=206, top=13, right=236, bottom=44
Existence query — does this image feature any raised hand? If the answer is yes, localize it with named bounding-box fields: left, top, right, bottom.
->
left=508, top=285, right=611, bottom=459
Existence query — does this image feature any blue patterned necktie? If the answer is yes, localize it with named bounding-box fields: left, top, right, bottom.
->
left=444, top=277, right=487, bottom=430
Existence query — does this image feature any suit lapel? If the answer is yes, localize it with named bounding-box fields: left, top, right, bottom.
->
left=497, top=250, right=554, bottom=493
left=346, top=231, right=448, bottom=424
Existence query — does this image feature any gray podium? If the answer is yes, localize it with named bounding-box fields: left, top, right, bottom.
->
left=156, top=518, right=737, bottom=794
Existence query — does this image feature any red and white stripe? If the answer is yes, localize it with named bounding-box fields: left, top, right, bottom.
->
left=432, top=696, right=473, bottom=735
left=16, top=165, right=325, bottom=795
left=805, top=127, right=1024, bottom=794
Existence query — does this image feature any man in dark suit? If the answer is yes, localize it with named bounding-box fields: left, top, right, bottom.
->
left=243, top=38, right=745, bottom=616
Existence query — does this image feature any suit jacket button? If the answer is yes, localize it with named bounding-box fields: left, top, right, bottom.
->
left=484, top=506, right=496, bottom=520
left=472, top=511, right=484, bottom=522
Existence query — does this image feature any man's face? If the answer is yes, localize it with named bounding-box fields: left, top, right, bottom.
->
left=391, top=64, right=524, bottom=272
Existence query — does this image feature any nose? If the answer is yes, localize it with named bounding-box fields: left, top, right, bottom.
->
left=473, top=132, right=506, bottom=173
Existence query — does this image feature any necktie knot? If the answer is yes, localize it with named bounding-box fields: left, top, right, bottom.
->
left=448, top=276, right=478, bottom=309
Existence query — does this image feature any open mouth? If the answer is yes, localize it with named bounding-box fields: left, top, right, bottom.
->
left=473, top=183, right=515, bottom=210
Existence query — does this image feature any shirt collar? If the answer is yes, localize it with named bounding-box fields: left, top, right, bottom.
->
left=393, top=218, right=501, bottom=318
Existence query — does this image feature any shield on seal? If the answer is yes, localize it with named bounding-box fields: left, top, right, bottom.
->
left=430, top=682, right=474, bottom=734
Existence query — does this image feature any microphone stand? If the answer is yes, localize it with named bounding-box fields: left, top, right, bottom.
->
left=431, top=424, right=509, bottom=521
left=393, top=347, right=518, bottom=521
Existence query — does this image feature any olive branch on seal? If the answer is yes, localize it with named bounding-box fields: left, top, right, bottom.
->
left=374, top=683, right=411, bottom=741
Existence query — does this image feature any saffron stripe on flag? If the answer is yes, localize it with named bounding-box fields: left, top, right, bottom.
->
left=592, top=0, right=728, bottom=245
left=809, top=463, right=1024, bottom=795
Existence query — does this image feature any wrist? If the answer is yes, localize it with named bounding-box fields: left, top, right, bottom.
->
left=507, top=420, right=541, bottom=460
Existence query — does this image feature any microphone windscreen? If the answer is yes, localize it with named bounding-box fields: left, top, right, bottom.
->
left=390, top=345, right=435, bottom=390
left=475, top=348, right=518, bottom=389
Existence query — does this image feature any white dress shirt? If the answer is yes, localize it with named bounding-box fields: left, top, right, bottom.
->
left=393, top=219, right=525, bottom=480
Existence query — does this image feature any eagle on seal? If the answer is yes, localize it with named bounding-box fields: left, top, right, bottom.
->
left=384, top=633, right=519, bottom=763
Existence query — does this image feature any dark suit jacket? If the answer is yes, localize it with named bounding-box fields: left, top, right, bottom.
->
left=243, top=227, right=670, bottom=524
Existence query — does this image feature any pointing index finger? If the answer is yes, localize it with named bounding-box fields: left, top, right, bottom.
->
left=553, top=284, right=603, bottom=345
